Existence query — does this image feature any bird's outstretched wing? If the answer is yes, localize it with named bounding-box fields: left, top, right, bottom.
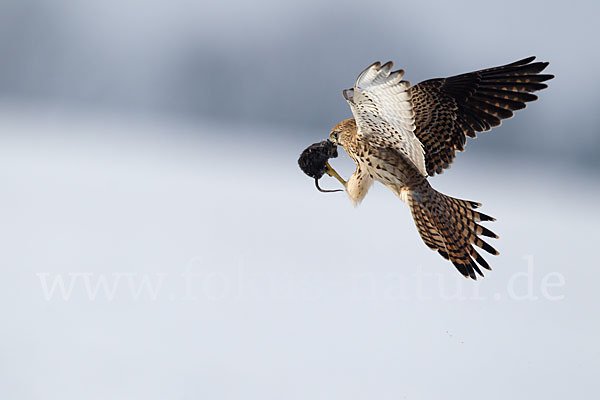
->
left=409, top=56, right=554, bottom=175
left=344, top=62, right=427, bottom=177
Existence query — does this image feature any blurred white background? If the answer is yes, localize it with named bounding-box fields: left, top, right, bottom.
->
left=1, top=0, right=599, bottom=399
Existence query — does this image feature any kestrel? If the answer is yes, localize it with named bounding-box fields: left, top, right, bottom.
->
left=323, top=56, right=553, bottom=279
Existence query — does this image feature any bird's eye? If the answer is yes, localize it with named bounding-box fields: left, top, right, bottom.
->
left=330, top=131, right=338, bottom=140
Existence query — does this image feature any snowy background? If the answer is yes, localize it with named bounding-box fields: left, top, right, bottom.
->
left=1, top=0, right=599, bottom=399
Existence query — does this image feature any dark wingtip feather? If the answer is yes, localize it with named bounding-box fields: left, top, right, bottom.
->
left=530, top=61, right=550, bottom=74
left=472, top=248, right=492, bottom=271
left=506, top=56, right=536, bottom=67
left=470, top=258, right=484, bottom=278
left=452, top=260, right=472, bottom=279
left=521, top=56, right=537, bottom=64
left=476, top=211, right=496, bottom=222
left=479, top=225, right=499, bottom=239
left=474, top=211, right=496, bottom=222
left=468, top=201, right=482, bottom=209
left=476, top=237, right=499, bottom=256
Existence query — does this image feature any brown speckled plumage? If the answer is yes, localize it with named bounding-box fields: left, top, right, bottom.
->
left=409, top=56, right=553, bottom=175
left=328, top=57, right=553, bottom=279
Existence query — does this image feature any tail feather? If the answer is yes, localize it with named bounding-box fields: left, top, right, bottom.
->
left=407, top=183, right=498, bottom=279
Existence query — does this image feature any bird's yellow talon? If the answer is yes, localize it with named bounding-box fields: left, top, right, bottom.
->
left=325, top=162, right=347, bottom=187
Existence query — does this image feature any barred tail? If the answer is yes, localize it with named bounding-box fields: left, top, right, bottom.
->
left=407, top=182, right=499, bottom=280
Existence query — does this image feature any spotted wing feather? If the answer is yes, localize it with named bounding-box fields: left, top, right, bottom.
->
left=409, top=56, right=554, bottom=175
left=345, top=62, right=427, bottom=177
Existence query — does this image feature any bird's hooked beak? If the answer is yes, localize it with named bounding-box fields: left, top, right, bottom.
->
left=329, top=131, right=339, bottom=146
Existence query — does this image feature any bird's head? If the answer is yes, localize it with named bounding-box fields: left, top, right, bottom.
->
left=330, top=118, right=356, bottom=147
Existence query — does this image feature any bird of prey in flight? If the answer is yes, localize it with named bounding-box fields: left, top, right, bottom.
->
left=321, top=56, right=553, bottom=279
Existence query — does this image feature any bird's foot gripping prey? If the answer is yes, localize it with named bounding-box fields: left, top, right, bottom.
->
left=297, top=140, right=346, bottom=192
left=298, top=56, right=553, bottom=279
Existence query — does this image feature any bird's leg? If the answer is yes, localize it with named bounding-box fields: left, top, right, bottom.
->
left=325, top=162, right=346, bottom=188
